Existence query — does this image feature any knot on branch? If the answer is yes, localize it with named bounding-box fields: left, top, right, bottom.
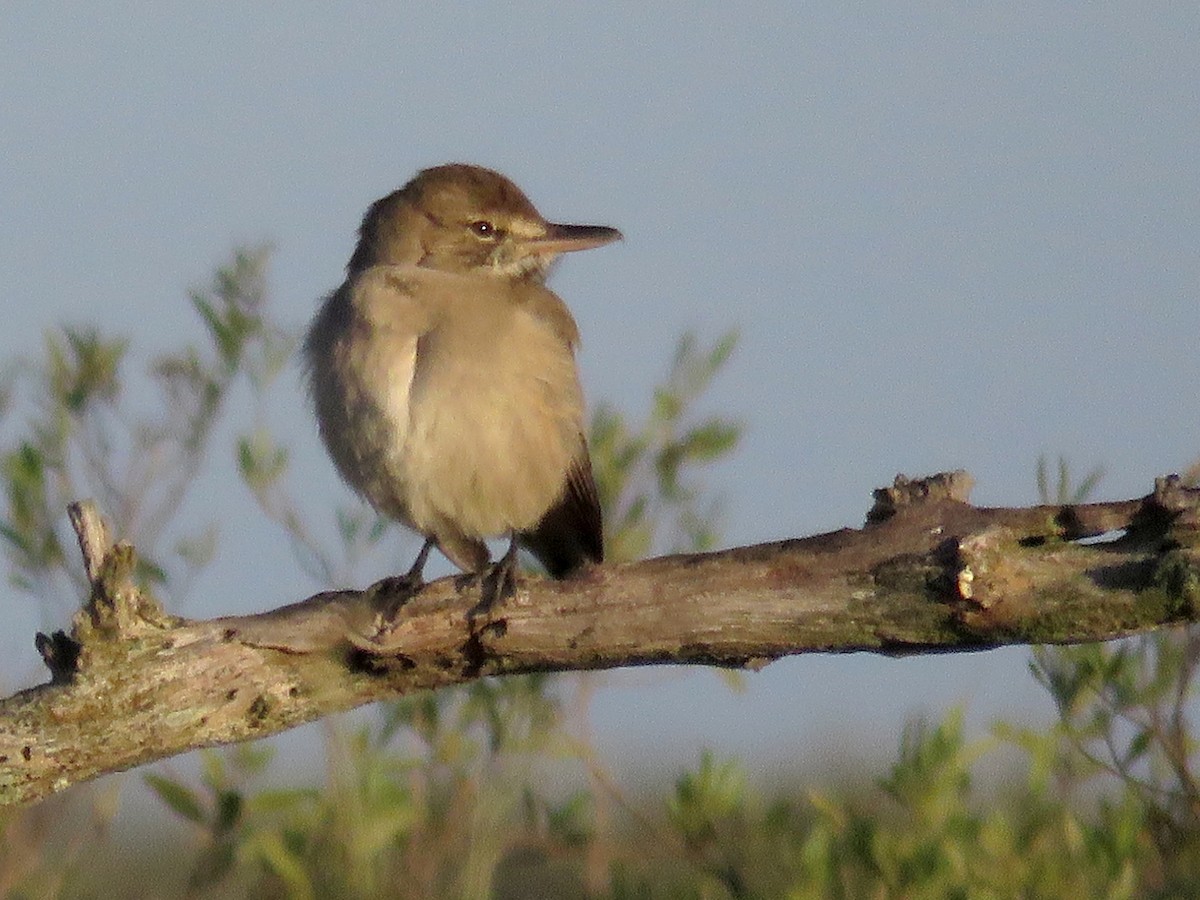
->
left=35, top=501, right=176, bottom=681
left=1151, top=475, right=1200, bottom=531
left=33, top=630, right=81, bottom=685
left=68, top=500, right=172, bottom=637
left=943, top=527, right=1035, bottom=630
left=1110, top=475, right=1200, bottom=544
left=867, top=471, right=974, bottom=523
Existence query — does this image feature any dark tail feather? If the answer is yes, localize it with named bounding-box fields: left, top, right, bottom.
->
left=521, top=450, right=603, bottom=578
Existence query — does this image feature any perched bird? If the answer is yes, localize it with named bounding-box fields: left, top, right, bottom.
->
left=304, top=163, right=620, bottom=595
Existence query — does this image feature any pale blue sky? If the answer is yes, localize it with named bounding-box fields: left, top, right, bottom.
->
left=2, top=5, right=1198, bottom=790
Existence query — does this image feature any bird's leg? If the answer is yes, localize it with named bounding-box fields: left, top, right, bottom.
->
left=371, top=537, right=434, bottom=621
left=480, top=532, right=522, bottom=610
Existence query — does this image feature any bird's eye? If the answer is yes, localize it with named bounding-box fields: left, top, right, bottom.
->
left=469, top=220, right=497, bottom=238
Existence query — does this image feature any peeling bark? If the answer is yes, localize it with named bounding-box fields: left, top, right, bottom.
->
left=1, top=471, right=1197, bottom=807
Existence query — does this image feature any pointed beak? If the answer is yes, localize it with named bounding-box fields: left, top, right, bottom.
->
left=526, top=222, right=623, bottom=256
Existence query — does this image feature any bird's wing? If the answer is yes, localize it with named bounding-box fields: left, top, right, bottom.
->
left=521, top=443, right=604, bottom=578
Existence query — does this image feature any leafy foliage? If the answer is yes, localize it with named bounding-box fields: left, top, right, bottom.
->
left=592, top=330, right=741, bottom=561
left=0, top=245, right=286, bottom=608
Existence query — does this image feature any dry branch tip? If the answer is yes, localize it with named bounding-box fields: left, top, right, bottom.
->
left=67, top=499, right=111, bottom=584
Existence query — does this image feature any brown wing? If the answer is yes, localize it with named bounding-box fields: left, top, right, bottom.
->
left=520, top=444, right=603, bottom=578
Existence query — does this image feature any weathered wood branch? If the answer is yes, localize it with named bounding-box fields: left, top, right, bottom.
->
left=1, top=471, right=1197, bottom=806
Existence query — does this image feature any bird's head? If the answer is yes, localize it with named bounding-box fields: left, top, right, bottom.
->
left=347, top=163, right=621, bottom=280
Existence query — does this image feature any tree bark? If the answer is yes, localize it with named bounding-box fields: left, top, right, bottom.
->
left=0, top=471, right=1196, bottom=807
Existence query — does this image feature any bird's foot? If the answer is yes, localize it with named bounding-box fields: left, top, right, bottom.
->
left=467, top=535, right=521, bottom=615
left=369, top=572, right=425, bottom=625
left=482, top=555, right=519, bottom=608
left=370, top=539, right=435, bottom=628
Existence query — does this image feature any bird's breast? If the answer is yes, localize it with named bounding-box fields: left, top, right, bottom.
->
left=307, top=271, right=587, bottom=540
left=402, top=295, right=586, bottom=537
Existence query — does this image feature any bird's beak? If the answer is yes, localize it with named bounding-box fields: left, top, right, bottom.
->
left=526, top=223, right=623, bottom=256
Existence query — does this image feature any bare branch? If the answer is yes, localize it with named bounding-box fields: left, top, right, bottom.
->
left=67, top=501, right=110, bottom=584
left=1, top=472, right=1197, bottom=807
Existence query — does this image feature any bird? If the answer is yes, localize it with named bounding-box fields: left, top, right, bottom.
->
left=304, top=163, right=620, bottom=600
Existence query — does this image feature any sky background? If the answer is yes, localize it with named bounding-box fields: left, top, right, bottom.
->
left=2, top=4, right=1198, bottom=811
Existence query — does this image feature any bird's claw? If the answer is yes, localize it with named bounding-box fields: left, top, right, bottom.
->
left=482, top=556, right=519, bottom=607
left=369, top=572, right=424, bottom=626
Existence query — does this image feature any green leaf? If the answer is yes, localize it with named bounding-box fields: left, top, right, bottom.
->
left=237, top=428, right=289, bottom=491
left=244, top=831, right=315, bottom=900
left=1123, top=728, right=1153, bottom=766
left=215, top=789, right=243, bottom=833
left=678, top=420, right=741, bottom=462
left=708, top=328, right=739, bottom=369
left=652, top=387, right=683, bottom=423
left=200, top=748, right=226, bottom=790
left=144, top=773, right=205, bottom=823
